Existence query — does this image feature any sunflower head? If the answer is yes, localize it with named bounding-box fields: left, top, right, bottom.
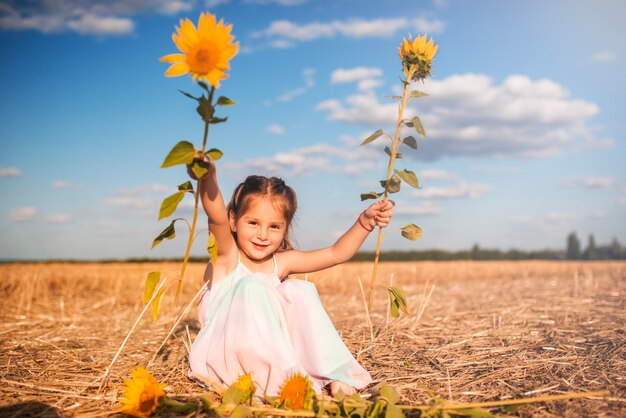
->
left=398, top=34, right=438, bottom=81
left=231, top=373, right=256, bottom=402
left=118, top=366, right=167, bottom=417
left=160, top=12, right=239, bottom=88
left=279, top=372, right=314, bottom=410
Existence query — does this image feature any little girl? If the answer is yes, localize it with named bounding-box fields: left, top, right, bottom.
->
left=187, top=157, right=394, bottom=397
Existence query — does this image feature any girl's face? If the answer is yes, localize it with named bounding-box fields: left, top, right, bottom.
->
left=230, top=196, right=287, bottom=262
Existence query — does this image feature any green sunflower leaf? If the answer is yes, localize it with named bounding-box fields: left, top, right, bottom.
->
left=360, top=192, right=381, bottom=201
left=380, top=174, right=401, bottom=194
left=389, top=286, right=410, bottom=315
left=217, top=96, right=237, bottom=106
left=361, top=129, right=384, bottom=146
left=394, top=169, right=419, bottom=188
left=384, top=146, right=402, bottom=159
left=411, top=116, right=426, bottom=137
left=206, top=148, right=224, bottom=161
left=402, top=136, right=418, bottom=150
left=208, top=233, right=218, bottom=264
left=143, top=271, right=161, bottom=304
left=210, top=116, right=228, bottom=124
left=161, top=141, right=196, bottom=168
left=400, top=224, right=423, bottom=241
left=410, top=90, right=429, bottom=98
left=178, top=181, right=194, bottom=192
left=152, top=219, right=178, bottom=249
left=159, top=191, right=185, bottom=220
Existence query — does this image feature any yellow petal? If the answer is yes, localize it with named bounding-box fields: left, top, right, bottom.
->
left=172, top=33, right=188, bottom=53
left=179, top=18, right=199, bottom=47
left=164, top=63, right=190, bottom=77
left=160, top=53, right=185, bottom=63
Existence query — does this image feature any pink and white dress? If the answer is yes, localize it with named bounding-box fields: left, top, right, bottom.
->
left=188, top=253, right=372, bottom=396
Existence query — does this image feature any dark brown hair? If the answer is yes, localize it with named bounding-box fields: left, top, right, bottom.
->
left=227, top=175, right=297, bottom=251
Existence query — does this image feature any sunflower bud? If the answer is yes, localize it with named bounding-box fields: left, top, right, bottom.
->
left=398, top=34, right=439, bottom=81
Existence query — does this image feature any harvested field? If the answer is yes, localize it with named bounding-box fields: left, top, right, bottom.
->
left=0, top=261, right=624, bottom=417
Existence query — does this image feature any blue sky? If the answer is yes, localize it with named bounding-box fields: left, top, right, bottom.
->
left=1, top=0, right=624, bottom=260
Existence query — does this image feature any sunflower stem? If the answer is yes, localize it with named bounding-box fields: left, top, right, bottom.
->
left=175, top=85, right=215, bottom=301
left=367, top=67, right=416, bottom=311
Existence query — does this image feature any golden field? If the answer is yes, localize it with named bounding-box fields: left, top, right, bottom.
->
left=0, top=261, right=624, bottom=417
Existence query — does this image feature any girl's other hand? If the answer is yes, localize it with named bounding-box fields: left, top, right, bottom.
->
left=363, top=199, right=394, bottom=229
left=186, top=154, right=215, bottom=181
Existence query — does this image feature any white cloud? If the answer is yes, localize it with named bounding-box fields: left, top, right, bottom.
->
left=267, top=123, right=285, bottom=135
left=103, top=197, right=153, bottom=209
left=66, top=14, right=133, bottom=35
left=0, top=166, right=21, bottom=177
left=45, top=214, right=73, bottom=224
left=543, top=211, right=584, bottom=223
left=52, top=180, right=84, bottom=190
left=159, top=1, right=194, bottom=15
left=318, top=73, right=608, bottom=160
left=276, top=68, right=316, bottom=102
left=0, top=0, right=193, bottom=36
left=114, top=183, right=169, bottom=196
left=9, top=207, right=38, bottom=221
left=394, top=201, right=444, bottom=216
left=244, top=0, right=307, bottom=4
left=591, top=50, right=617, bottom=63
left=357, top=79, right=384, bottom=92
left=413, top=182, right=491, bottom=199
left=559, top=176, right=615, bottom=189
left=419, top=169, right=453, bottom=180
left=224, top=138, right=379, bottom=177
left=413, top=17, right=445, bottom=34
left=256, top=16, right=443, bottom=44
left=470, top=166, right=521, bottom=174
left=331, top=67, right=383, bottom=84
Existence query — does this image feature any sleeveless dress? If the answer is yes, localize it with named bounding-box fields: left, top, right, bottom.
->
left=188, top=254, right=372, bottom=396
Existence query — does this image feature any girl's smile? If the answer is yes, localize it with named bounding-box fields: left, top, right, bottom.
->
left=231, top=197, right=287, bottom=265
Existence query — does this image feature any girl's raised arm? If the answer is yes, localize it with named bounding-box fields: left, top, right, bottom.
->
left=278, top=200, right=394, bottom=277
left=188, top=158, right=238, bottom=273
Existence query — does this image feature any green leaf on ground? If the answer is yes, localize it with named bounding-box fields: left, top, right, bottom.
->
left=389, top=286, right=410, bottom=315
left=151, top=286, right=165, bottom=321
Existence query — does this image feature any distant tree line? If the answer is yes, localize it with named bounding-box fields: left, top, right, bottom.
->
left=565, top=232, right=625, bottom=260
left=351, top=233, right=626, bottom=262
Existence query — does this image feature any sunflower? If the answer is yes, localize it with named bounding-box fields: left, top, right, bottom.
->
left=398, top=34, right=439, bottom=81
left=118, top=366, right=167, bottom=417
left=232, top=373, right=256, bottom=402
left=160, top=12, right=239, bottom=88
left=279, top=372, right=314, bottom=410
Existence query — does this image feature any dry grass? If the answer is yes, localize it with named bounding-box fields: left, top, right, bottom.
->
left=0, top=261, right=624, bottom=417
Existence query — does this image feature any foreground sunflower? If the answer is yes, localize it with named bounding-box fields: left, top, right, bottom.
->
left=160, top=12, right=239, bottom=87
left=118, top=366, right=167, bottom=417
left=279, top=372, right=315, bottom=410
left=232, top=372, right=256, bottom=402
left=398, top=34, right=439, bottom=80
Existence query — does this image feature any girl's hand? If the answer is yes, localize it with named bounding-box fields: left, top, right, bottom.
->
left=363, top=199, right=394, bottom=229
left=186, top=154, right=215, bottom=181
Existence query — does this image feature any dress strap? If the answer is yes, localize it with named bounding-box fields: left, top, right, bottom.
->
left=272, top=253, right=278, bottom=275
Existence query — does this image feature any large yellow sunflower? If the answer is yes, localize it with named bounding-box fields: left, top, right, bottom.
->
left=160, top=12, right=238, bottom=88
left=118, top=366, right=167, bottom=417
left=279, top=372, right=314, bottom=410
left=398, top=34, right=438, bottom=80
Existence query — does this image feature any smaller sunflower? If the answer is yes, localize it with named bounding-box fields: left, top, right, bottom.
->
left=118, top=366, right=167, bottom=417
left=232, top=373, right=256, bottom=402
left=160, top=12, right=239, bottom=88
left=398, top=34, right=439, bottom=81
left=279, top=372, right=314, bottom=410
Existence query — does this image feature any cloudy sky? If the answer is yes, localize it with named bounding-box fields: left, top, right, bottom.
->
left=1, top=0, right=624, bottom=260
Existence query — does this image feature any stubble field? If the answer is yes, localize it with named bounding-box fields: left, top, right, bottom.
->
left=0, top=261, right=624, bottom=417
